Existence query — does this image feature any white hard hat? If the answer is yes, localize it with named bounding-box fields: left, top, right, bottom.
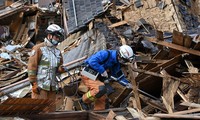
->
left=119, top=45, right=134, bottom=61
left=46, top=24, right=64, bottom=37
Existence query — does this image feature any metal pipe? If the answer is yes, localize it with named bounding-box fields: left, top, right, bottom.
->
left=63, top=55, right=87, bottom=67
left=0, top=78, right=29, bottom=92
left=0, top=81, right=30, bottom=97
left=72, top=0, right=78, bottom=26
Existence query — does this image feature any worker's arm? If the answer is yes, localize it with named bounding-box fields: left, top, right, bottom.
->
left=88, top=50, right=109, bottom=74
left=111, top=67, right=132, bottom=88
left=27, top=45, right=42, bottom=84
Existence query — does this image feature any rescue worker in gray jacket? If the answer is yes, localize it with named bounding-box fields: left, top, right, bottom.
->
left=28, top=24, right=65, bottom=103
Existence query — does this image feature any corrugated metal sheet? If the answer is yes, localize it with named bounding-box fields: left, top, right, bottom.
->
left=64, top=0, right=104, bottom=34
left=62, top=29, right=106, bottom=69
left=0, top=98, right=54, bottom=116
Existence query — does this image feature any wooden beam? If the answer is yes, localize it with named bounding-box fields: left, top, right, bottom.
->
left=127, top=107, right=144, bottom=119
left=108, top=20, right=127, bottom=28
left=177, top=89, right=189, bottom=102
left=153, top=113, right=200, bottom=119
left=106, top=110, right=116, bottom=120
left=162, top=96, right=173, bottom=113
left=161, top=70, right=180, bottom=113
left=131, top=67, right=181, bottom=82
left=115, top=115, right=127, bottom=120
left=180, top=102, right=200, bottom=108
left=104, top=17, right=127, bottom=45
left=89, top=112, right=106, bottom=120
left=136, top=54, right=182, bottom=82
left=146, top=37, right=200, bottom=56
left=172, top=108, right=200, bottom=115
left=139, top=94, right=167, bottom=113
left=128, top=63, right=141, bottom=110
left=111, top=87, right=132, bottom=107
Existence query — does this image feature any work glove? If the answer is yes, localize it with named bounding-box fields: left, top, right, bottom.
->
left=101, top=71, right=108, bottom=78
left=118, top=78, right=131, bottom=87
left=31, top=82, right=41, bottom=94
left=62, top=66, right=69, bottom=72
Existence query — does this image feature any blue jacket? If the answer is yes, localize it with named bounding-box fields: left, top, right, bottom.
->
left=85, top=50, right=121, bottom=77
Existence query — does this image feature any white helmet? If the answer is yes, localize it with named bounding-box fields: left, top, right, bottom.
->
left=46, top=24, right=64, bottom=37
left=119, top=45, right=134, bottom=61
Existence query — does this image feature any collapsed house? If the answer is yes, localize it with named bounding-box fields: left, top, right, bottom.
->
left=0, top=0, right=200, bottom=119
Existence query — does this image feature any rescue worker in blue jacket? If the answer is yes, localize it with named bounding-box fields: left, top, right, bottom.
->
left=80, top=45, right=134, bottom=110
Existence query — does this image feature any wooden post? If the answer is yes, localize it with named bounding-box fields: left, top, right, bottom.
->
left=128, top=63, right=141, bottom=110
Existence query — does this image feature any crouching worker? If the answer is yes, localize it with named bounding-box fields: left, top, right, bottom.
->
left=27, top=24, right=65, bottom=111
left=80, top=45, right=135, bottom=110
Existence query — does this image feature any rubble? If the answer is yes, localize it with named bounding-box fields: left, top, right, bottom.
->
left=0, top=0, right=200, bottom=120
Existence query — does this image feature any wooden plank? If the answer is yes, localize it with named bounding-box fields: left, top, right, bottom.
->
left=137, top=54, right=181, bottom=82
left=104, top=17, right=127, bottom=45
left=119, top=36, right=126, bottom=45
left=161, top=70, right=180, bottom=113
left=171, top=1, right=183, bottom=32
left=11, top=12, right=24, bottom=41
left=184, top=60, right=199, bottom=74
left=30, top=111, right=88, bottom=120
left=162, top=96, right=173, bottom=114
left=128, top=63, right=141, bottom=110
left=142, top=105, right=156, bottom=114
left=0, top=98, right=53, bottom=116
left=132, top=68, right=181, bottom=82
left=115, top=115, right=127, bottom=120
left=64, top=97, right=74, bottom=110
left=180, top=102, right=200, bottom=108
left=106, top=110, right=116, bottom=120
left=169, top=30, right=184, bottom=57
left=139, top=94, right=167, bottom=113
left=111, top=87, right=132, bottom=107
left=183, top=35, right=192, bottom=48
left=89, top=112, right=106, bottom=120
left=156, top=30, right=164, bottom=41
left=177, top=89, right=189, bottom=102
left=172, top=108, right=200, bottom=115
left=20, top=27, right=29, bottom=46
left=172, top=30, right=184, bottom=46
left=15, top=23, right=26, bottom=43
left=193, top=42, right=200, bottom=50
left=127, top=107, right=143, bottom=119
left=153, top=113, right=200, bottom=119
left=108, top=20, right=127, bottom=28
left=0, top=70, right=19, bottom=80
left=143, top=50, right=169, bottom=71
left=146, top=37, right=200, bottom=56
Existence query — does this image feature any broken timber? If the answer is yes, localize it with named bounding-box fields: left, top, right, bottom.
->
left=146, top=37, right=200, bottom=57
left=128, top=63, right=141, bottom=110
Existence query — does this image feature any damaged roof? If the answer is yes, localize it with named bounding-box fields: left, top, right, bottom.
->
left=64, top=0, right=104, bottom=34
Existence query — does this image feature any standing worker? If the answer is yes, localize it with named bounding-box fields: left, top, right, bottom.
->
left=80, top=45, right=135, bottom=110
left=27, top=24, right=65, bottom=110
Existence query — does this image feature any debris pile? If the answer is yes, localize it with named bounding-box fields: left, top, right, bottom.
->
left=0, top=0, right=200, bottom=119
